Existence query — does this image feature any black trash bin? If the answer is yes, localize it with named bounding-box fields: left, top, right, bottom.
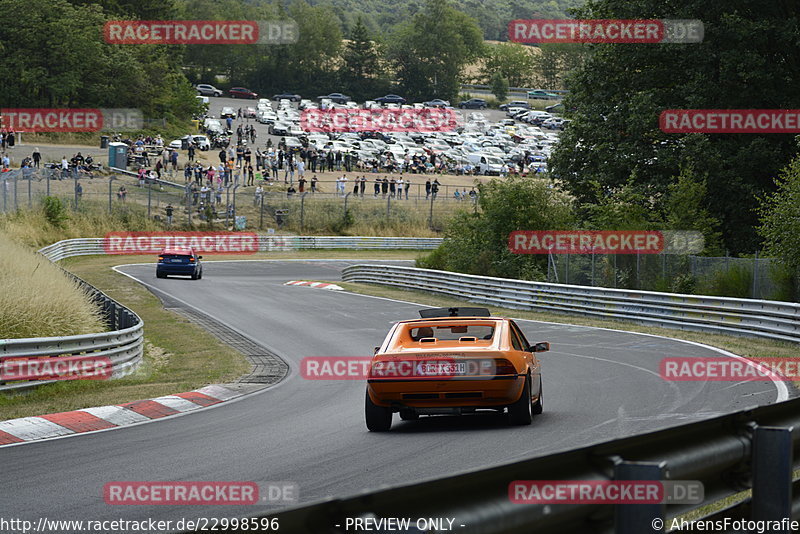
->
left=100, top=135, right=109, bottom=149
left=181, top=137, right=189, bottom=150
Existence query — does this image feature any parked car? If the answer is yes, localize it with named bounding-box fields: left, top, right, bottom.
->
left=317, top=93, right=351, bottom=104
left=269, top=122, right=290, bottom=135
left=169, top=135, right=210, bottom=151
left=229, top=87, right=258, bottom=99
left=545, top=102, right=564, bottom=113
left=273, top=92, right=302, bottom=102
left=220, top=107, right=236, bottom=118
left=203, top=119, right=223, bottom=134
left=499, top=100, right=530, bottom=111
left=466, top=153, right=504, bottom=175
left=423, top=99, right=451, bottom=108
left=156, top=249, right=203, bottom=280
left=375, top=94, right=407, bottom=105
left=527, top=90, right=560, bottom=100
left=257, top=111, right=277, bottom=124
left=459, top=98, right=487, bottom=110
left=195, top=84, right=222, bottom=97
left=243, top=107, right=257, bottom=118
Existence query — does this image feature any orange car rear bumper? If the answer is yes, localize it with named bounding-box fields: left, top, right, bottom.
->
left=367, top=374, right=526, bottom=408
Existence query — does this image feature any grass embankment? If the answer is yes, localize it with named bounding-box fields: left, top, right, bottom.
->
left=0, top=198, right=162, bottom=249
left=0, top=252, right=251, bottom=420
left=0, top=233, right=104, bottom=339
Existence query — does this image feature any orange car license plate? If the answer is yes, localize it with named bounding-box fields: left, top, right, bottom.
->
left=416, top=361, right=466, bottom=376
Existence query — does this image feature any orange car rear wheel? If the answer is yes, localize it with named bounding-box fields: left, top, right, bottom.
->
left=365, top=390, right=393, bottom=432
left=508, top=375, right=533, bottom=426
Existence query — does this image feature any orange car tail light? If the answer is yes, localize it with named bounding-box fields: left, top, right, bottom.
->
left=493, top=358, right=517, bottom=375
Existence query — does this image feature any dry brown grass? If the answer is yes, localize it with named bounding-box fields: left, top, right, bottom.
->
left=0, top=232, right=104, bottom=338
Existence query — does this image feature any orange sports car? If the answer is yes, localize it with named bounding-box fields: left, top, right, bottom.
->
left=365, top=307, right=549, bottom=431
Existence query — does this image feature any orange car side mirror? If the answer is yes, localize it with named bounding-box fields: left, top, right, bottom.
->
left=530, top=342, right=550, bottom=353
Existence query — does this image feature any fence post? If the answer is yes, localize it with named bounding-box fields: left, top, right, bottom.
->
left=14, top=171, right=19, bottom=210
left=108, top=176, right=115, bottom=214
left=752, top=251, right=759, bottom=299
left=46, top=169, right=51, bottom=197
left=259, top=194, right=265, bottom=230
left=565, top=253, right=570, bottom=285
left=232, top=184, right=239, bottom=224
left=27, top=173, right=32, bottom=208
left=73, top=172, right=79, bottom=210
left=300, top=192, right=308, bottom=231
left=147, top=180, right=152, bottom=218
left=2, top=176, right=6, bottom=213
left=428, top=193, right=434, bottom=229
left=186, top=190, right=192, bottom=226
left=386, top=193, right=391, bottom=220
left=344, top=192, right=351, bottom=219
left=591, top=252, right=595, bottom=287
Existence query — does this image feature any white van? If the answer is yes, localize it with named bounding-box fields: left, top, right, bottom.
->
left=466, top=153, right=504, bottom=175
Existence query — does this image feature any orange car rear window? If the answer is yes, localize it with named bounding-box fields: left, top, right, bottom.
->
left=403, top=323, right=497, bottom=342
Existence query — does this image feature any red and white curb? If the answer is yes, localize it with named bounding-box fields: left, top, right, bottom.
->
left=0, top=384, right=239, bottom=445
left=284, top=280, right=344, bottom=291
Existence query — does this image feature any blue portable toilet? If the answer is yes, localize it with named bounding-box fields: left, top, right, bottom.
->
left=108, top=142, right=128, bottom=170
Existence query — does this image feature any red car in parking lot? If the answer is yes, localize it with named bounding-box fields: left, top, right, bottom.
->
left=229, top=87, right=258, bottom=99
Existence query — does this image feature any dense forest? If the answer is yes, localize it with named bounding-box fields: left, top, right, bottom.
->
left=303, top=0, right=583, bottom=40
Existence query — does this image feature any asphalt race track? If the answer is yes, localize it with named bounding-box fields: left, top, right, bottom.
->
left=2, top=260, right=787, bottom=529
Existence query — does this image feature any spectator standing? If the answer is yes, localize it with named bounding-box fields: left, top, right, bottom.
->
left=310, top=175, right=318, bottom=193
left=32, top=148, right=41, bottom=168
left=425, top=178, right=431, bottom=199
left=165, top=204, right=174, bottom=225
left=404, top=176, right=411, bottom=199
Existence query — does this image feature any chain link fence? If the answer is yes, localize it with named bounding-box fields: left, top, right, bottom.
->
left=545, top=251, right=795, bottom=300
left=0, top=167, right=476, bottom=235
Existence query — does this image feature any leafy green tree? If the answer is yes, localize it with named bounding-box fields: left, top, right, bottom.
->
left=340, top=16, right=386, bottom=100
left=549, top=0, right=800, bottom=254
left=532, top=44, right=589, bottom=89
left=387, top=0, right=484, bottom=101
left=481, top=42, right=536, bottom=87
left=758, top=154, right=800, bottom=271
left=418, top=176, right=576, bottom=279
left=490, top=73, right=509, bottom=102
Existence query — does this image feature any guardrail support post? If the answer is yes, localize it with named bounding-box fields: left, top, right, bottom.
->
left=752, top=426, right=792, bottom=526
left=614, top=460, right=665, bottom=534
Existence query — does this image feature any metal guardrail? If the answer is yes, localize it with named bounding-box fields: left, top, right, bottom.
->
left=0, top=244, right=144, bottom=392
left=263, top=397, right=800, bottom=534
left=38, top=236, right=443, bottom=257
left=341, top=265, right=800, bottom=343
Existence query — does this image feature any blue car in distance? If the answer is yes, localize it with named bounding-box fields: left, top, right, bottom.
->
left=156, top=248, right=203, bottom=279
